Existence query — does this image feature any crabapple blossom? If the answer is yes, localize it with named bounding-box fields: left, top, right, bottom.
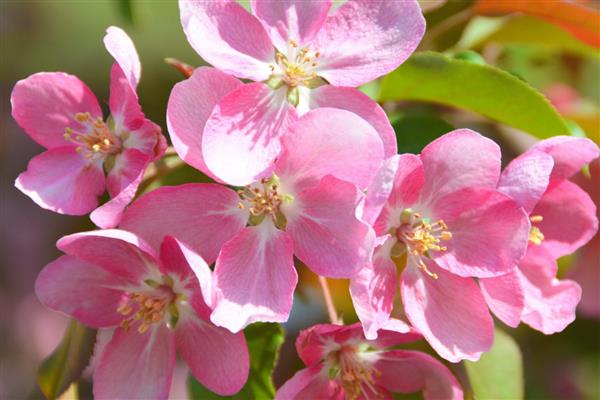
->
left=351, top=129, right=531, bottom=362
left=276, top=322, right=463, bottom=400
left=12, top=27, right=166, bottom=227
left=120, top=107, right=384, bottom=332
left=35, top=230, right=249, bottom=399
left=178, top=0, right=424, bottom=185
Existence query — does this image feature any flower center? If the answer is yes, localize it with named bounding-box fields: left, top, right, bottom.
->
left=237, top=175, right=293, bottom=229
left=329, top=344, right=381, bottom=400
left=64, top=112, right=121, bottom=160
left=271, top=39, right=320, bottom=88
left=392, top=208, right=452, bottom=279
left=529, top=215, right=545, bottom=245
left=116, top=276, right=184, bottom=334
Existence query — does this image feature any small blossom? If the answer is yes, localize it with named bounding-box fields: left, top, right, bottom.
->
left=35, top=230, right=249, bottom=399
left=276, top=323, right=463, bottom=400
left=12, top=27, right=166, bottom=227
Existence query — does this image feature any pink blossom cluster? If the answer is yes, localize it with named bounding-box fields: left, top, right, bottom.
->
left=11, top=1, right=599, bottom=399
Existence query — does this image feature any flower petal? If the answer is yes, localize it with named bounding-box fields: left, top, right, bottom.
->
left=306, top=85, right=397, bottom=157
left=251, top=0, right=332, bottom=51
left=276, top=108, right=383, bottom=190
left=275, top=366, right=340, bottom=400
left=420, top=129, right=502, bottom=206
left=376, top=350, right=463, bottom=400
left=175, top=315, right=249, bottom=395
left=531, top=136, right=599, bottom=181
left=350, top=241, right=398, bottom=340
left=519, top=247, right=581, bottom=334
left=56, top=229, right=157, bottom=283
left=15, top=147, right=105, bottom=215
left=104, top=26, right=141, bottom=89
left=94, top=326, right=176, bottom=400
left=362, top=155, right=400, bottom=226
left=211, top=222, right=296, bottom=332
left=179, top=0, right=274, bottom=81
left=498, top=150, right=554, bottom=214
left=167, top=67, right=242, bottom=178
left=203, top=83, right=297, bottom=186
left=35, top=255, right=125, bottom=328
left=401, top=261, right=494, bottom=362
left=287, top=175, right=372, bottom=278
left=479, top=269, right=524, bottom=328
left=11, top=72, right=102, bottom=149
left=533, top=180, right=598, bottom=259
left=433, top=187, right=530, bottom=278
left=311, top=0, right=425, bottom=86
left=120, top=183, right=247, bottom=263
left=108, top=63, right=144, bottom=133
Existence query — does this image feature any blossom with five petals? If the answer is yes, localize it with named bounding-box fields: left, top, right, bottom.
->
left=276, top=322, right=463, bottom=400
left=12, top=27, right=166, bottom=227
left=178, top=0, right=424, bottom=185
left=35, top=229, right=249, bottom=399
left=350, top=129, right=531, bottom=362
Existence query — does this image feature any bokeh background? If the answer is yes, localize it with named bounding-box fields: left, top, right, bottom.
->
left=1, top=1, right=598, bottom=399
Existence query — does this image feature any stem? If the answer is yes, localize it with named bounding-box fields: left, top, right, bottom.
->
left=318, top=276, right=340, bottom=325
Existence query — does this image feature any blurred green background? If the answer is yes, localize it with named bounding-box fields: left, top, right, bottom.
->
left=1, top=1, right=598, bottom=399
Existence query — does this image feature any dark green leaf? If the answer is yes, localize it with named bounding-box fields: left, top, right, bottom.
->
left=394, top=113, right=455, bottom=154
left=188, top=323, right=285, bottom=400
left=380, top=51, right=570, bottom=139
left=464, top=329, right=524, bottom=400
left=117, top=0, right=134, bottom=24
left=38, top=320, right=97, bottom=400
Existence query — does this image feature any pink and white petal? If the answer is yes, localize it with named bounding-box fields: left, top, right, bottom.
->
left=57, top=229, right=157, bottom=283
left=105, top=148, right=149, bottom=199
left=94, top=326, right=176, bottom=400
left=498, top=150, right=554, bottom=214
left=362, top=156, right=400, bottom=226
left=531, top=136, right=599, bottom=181
left=306, top=85, right=397, bottom=157
left=276, top=366, right=342, bottom=400
left=434, top=188, right=530, bottom=278
left=286, top=175, right=371, bottom=278
left=11, top=72, right=102, bottom=149
left=251, top=0, right=331, bottom=51
left=108, top=63, right=146, bottom=134
left=276, top=108, right=383, bottom=190
left=167, top=67, right=242, bottom=177
left=35, top=255, right=126, bottom=328
left=419, top=129, right=502, bottom=206
left=211, top=222, right=296, bottom=332
left=175, top=315, right=249, bottom=395
left=159, top=236, right=214, bottom=309
left=480, top=269, right=524, bottom=328
left=401, top=261, right=494, bottom=362
left=518, top=247, right=581, bottom=334
left=125, top=118, right=163, bottom=158
left=533, top=180, right=598, bottom=259
left=376, top=350, right=463, bottom=400
left=103, top=26, right=141, bottom=89
left=15, top=147, right=106, bottom=216
left=350, top=242, right=398, bottom=340
left=179, top=0, right=274, bottom=81
left=119, top=183, right=247, bottom=263
left=311, top=0, right=425, bottom=86
left=203, top=83, right=297, bottom=186
left=295, top=324, right=348, bottom=367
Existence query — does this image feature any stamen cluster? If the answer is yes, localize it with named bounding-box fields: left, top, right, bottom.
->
left=63, top=112, right=121, bottom=159
left=271, top=39, right=320, bottom=88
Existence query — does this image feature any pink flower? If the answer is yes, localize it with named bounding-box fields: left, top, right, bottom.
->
left=12, top=27, right=166, bottom=227
left=482, top=136, right=599, bottom=333
left=35, top=229, right=249, bottom=399
left=178, top=0, right=425, bottom=185
left=120, top=107, right=385, bottom=332
left=351, top=129, right=531, bottom=362
left=276, top=322, right=463, bottom=400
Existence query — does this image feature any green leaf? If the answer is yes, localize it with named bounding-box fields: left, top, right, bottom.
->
left=464, top=329, right=524, bottom=400
left=38, top=320, right=97, bottom=400
left=188, top=323, right=285, bottom=400
left=379, top=51, right=570, bottom=139
left=394, top=113, right=455, bottom=154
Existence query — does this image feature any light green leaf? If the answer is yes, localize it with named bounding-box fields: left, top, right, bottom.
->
left=379, top=51, right=570, bottom=139
left=38, top=320, right=97, bottom=400
left=464, top=329, right=524, bottom=400
left=188, top=323, right=285, bottom=400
